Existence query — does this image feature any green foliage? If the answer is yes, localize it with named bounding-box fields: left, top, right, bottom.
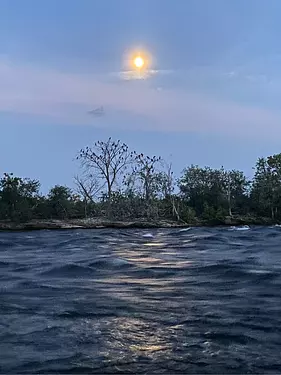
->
left=48, top=185, right=73, bottom=219
left=202, top=202, right=217, bottom=221
left=2, top=139, right=281, bottom=225
left=0, top=173, right=40, bottom=222
left=179, top=165, right=249, bottom=217
left=179, top=204, right=196, bottom=223
left=251, top=153, right=281, bottom=219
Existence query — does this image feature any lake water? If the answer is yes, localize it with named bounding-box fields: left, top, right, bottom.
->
left=0, top=226, right=281, bottom=374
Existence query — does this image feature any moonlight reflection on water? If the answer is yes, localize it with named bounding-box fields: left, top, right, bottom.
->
left=0, top=226, right=281, bottom=373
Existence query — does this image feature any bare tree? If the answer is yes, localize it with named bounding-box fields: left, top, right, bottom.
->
left=161, top=160, right=185, bottom=222
left=77, top=138, right=133, bottom=217
left=133, top=153, right=162, bottom=202
left=129, top=153, right=163, bottom=218
left=74, top=173, right=101, bottom=218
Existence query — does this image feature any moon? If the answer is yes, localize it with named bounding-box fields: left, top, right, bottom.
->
left=133, top=56, right=145, bottom=69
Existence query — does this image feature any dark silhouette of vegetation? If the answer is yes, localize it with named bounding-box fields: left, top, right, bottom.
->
left=77, top=138, right=133, bottom=218
left=1, top=138, right=281, bottom=226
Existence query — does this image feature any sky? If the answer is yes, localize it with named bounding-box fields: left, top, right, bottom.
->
left=1, top=0, right=281, bottom=193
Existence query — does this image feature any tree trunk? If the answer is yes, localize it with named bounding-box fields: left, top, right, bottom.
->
left=172, top=200, right=180, bottom=221
left=84, top=199, right=87, bottom=218
left=227, top=176, right=232, bottom=217
left=106, top=181, right=112, bottom=219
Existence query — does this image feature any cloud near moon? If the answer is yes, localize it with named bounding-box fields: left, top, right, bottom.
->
left=1, top=57, right=281, bottom=140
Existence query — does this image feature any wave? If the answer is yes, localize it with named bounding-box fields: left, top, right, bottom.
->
left=0, top=226, right=281, bottom=374
left=39, top=264, right=96, bottom=278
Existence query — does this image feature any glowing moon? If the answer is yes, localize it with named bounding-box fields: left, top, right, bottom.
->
left=133, top=56, right=145, bottom=69
left=122, top=48, right=153, bottom=79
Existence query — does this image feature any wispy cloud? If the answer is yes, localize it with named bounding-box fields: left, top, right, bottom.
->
left=1, top=57, right=281, bottom=138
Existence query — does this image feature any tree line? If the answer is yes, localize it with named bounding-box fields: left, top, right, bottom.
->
left=1, top=138, right=281, bottom=224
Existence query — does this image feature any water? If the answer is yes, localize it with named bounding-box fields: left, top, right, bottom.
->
left=0, top=226, right=281, bottom=374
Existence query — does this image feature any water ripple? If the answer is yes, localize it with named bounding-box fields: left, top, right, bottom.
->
left=0, top=226, right=281, bottom=373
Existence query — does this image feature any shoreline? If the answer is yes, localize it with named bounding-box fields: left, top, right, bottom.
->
left=0, top=216, right=277, bottom=231
left=0, top=218, right=190, bottom=231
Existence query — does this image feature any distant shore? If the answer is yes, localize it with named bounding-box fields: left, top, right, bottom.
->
left=0, top=215, right=277, bottom=231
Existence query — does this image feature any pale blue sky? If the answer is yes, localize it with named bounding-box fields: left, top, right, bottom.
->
left=1, top=0, right=281, bottom=192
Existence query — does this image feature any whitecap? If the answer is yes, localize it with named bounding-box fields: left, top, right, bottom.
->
left=142, top=233, right=154, bottom=238
left=236, top=225, right=250, bottom=231
left=229, top=225, right=250, bottom=231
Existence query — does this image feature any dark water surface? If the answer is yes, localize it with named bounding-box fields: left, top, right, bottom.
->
left=1, top=226, right=281, bottom=374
